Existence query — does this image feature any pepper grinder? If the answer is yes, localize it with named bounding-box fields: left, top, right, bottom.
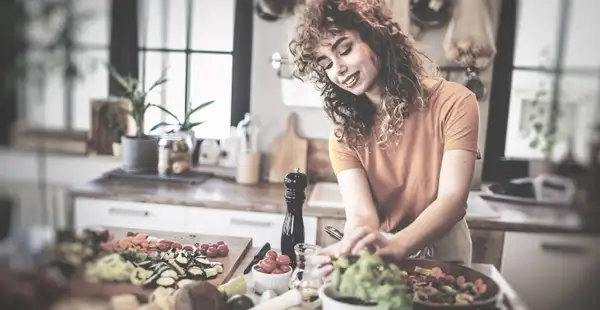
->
left=280, top=168, right=307, bottom=268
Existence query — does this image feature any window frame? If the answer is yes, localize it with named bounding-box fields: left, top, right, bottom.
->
left=110, top=0, right=252, bottom=133
left=481, top=0, right=597, bottom=182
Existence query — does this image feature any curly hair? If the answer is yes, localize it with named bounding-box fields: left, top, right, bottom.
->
left=289, top=0, right=438, bottom=149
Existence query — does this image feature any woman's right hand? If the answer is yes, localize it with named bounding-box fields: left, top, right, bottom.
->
left=308, top=240, right=343, bottom=279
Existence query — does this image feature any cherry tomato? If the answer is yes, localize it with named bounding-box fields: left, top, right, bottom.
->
left=279, top=264, right=291, bottom=273
left=206, top=247, right=218, bottom=258
left=276, top=255, right=290, bottom=266
left=217, top=244, right=229, bottom=256
left=259, top=258, right=276, bottom=273
left=216, top=240, right=226, bottom=245
left=264, top=250, right=278, bottom=260
left=271, top=268, right=284, bottom=274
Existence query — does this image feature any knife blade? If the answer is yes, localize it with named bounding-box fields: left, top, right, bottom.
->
left=243, top=242, right=272, bottom=274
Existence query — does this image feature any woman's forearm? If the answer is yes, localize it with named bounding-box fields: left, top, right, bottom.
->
left=392, top=194, right=466, bottom=254
left=344, top=210, right=380, bottom=236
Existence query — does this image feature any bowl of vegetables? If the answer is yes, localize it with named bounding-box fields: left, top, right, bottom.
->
left=318, top=253, right=413, bottom=310
left=251, top=250, right=292, bottom=295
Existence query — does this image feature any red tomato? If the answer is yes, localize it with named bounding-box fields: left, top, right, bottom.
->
left=217, top=244, right=229, bottom=256
left=264, top=250, right=278, bottom=260
left=206, top=247, right=218, bottom=258
left=259, top=258, right=276, bottom=273
left=279, top=264, right=291, bottom=273
left=276, top=255, right=290, bottom=266
left=216, top=240, right=226, bottom=245
left=271, top=268, right=284, bottom=274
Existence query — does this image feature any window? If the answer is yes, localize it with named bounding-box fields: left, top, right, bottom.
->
left=21, top=0, right=111, bottom=131
left=482, top=0, right=600, bottom=181
left=18, top=0, right=253, bottom=141
left=137, top=0, right=251, bottom=140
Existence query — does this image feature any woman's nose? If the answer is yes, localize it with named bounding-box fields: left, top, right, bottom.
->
left=335, top=63, right=348, bottom=78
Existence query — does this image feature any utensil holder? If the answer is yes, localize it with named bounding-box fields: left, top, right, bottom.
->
left=236, top=152, right=260, bottom=184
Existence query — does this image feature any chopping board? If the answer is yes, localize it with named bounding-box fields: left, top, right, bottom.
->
left=68, top=227, right=253, bottom=302
left=268, top=113, right=308, bottom=183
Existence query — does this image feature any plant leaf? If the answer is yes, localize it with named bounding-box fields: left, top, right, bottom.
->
left=149, top=104, right=181, bottom=124
left=533, top=122, right=543, bottom=133
left=149, top=122, right=174, bottom=132
left=187, top=100, right=215, bottom=118
left=181, top=121, right=205, bottom=131
left=529, top=137, right=540, bottom=149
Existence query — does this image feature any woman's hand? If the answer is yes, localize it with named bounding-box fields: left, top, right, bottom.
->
left=340, top=226, right=410, bottom=261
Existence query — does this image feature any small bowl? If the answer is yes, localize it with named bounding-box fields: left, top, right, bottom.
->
left=318, top=283, right=378, bottom=310
left=251, top=264, right=292, bottom=295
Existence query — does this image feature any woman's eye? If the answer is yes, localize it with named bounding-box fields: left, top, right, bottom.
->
left=340, top=45, right=352, bottom=56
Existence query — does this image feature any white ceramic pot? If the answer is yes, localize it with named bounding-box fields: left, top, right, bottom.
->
left=318, top=283, right=377, bottom=310
left=251, top=264, right=292, bottom=295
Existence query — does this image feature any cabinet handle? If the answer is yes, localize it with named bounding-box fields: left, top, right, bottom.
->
left=109, top=208, right=151, bottom=217
left=230, top=218, right=272, bottom=227
left=540, top=243, right=587, bottom=254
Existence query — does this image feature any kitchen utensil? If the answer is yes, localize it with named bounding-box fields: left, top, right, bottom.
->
left=243, top=242, right=272, bottom=275
left=268, top=113, right=308, bottom=183
left=464, top=67, right=486, bottom=100
left=323, top=226, right=434, bottom=259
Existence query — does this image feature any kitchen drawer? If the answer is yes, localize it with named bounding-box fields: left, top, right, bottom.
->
left=502, top=232, right=600, bottom=310
left=74, top=198, right=187, bottom=233
left=185, top=208, right=318, bottom=248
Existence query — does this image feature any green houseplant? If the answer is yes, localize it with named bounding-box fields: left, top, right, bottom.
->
left=108, top=65, right=167, bottom=172
left=149, top=100, right=215, bottom=135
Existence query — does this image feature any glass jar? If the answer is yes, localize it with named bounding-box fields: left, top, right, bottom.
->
left=158, top=131, right=194, bottom=176
left=288, top=243, right=323, bottom=309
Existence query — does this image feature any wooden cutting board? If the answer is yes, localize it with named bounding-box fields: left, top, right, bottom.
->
left=268, top=113, right=308, bottom=183
left=67, top=227, right=253, bottom=303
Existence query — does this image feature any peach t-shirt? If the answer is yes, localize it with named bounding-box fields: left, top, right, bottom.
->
left=329, top=78, right=480, bottom=233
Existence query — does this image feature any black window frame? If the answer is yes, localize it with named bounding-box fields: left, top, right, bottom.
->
left=109, top=0, right=253, bottom=130
left=481, top=0, right=597, bottom=182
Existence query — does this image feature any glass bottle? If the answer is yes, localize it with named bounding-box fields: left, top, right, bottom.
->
left=288, top=243, right=323, bottom=308
left=280, top=168, right=307, bottom=268
left=157, top=131, right=194, bottom=176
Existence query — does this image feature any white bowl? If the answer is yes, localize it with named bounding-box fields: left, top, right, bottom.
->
left=318, top=283, right=377, bottom=310
left=251, top=264, right=292, bottom=295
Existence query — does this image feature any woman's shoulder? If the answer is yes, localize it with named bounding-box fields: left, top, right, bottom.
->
left=422, top=77, right=475, bottom=105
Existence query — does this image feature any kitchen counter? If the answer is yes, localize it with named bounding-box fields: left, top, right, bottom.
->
left=70, top=176, right=600, bottom=235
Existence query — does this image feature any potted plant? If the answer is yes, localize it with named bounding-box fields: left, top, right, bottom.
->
left=149, top=100, right=215, bottom=138
left=318, top=253, right=412, bottom=310
left=108, top=66, right=167, bottom=172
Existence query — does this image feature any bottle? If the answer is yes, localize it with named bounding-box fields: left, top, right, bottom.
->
left=280, top=168, right=307, bottom=268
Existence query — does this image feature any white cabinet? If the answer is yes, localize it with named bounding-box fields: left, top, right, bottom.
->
left=185, top=208, right=318, bottom=248
left=502, top=232, right=600, bottom=310
left=74, top=198, right=187, bottom=233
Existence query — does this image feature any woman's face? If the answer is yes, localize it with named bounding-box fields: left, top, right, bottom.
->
left=314, top=30, right=380, bottom=96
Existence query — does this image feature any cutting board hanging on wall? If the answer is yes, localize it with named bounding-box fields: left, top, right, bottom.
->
left=268, top=113, right=308, bottom=183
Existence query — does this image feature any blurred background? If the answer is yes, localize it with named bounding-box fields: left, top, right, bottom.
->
left=0, top=1, right=598, bottom=310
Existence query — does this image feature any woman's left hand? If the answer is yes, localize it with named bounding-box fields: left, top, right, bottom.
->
left=340, top=226, right=410, bottom=262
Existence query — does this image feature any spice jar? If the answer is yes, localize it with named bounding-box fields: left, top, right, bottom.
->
left=158, top=131, right=194, bottom=176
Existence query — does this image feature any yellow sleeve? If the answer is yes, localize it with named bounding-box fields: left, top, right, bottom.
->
left=442, top=94, right=480, bottom=157
left=328, top=130, right=362, bottom=174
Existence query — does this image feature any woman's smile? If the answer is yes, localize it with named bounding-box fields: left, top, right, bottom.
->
left=342, top=71, right=360, bottom=88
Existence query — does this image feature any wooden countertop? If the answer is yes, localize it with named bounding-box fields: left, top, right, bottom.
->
left=69, top=177, right=600, bottom=235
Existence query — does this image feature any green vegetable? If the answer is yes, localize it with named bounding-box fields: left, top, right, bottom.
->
left=331, top=253, right=412, bottom=310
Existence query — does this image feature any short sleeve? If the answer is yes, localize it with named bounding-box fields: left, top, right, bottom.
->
left=328, top=131, right=362, bottom=174
left=442, top=94, right=480, bottom=157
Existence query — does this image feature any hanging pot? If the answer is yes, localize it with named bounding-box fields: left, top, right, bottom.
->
left=255, top=0, right=296, bottom=22
left=410, top=0, right=453, bottom=29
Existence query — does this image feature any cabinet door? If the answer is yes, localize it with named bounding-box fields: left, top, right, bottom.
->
left=74, top=198, right=187, bottom=233
left=502, top=232, right=600, bottom=310
left=185, top=208, right=318, bottom=248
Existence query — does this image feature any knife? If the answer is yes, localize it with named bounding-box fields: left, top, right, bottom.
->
left=243, top=242, right=271, bottom=274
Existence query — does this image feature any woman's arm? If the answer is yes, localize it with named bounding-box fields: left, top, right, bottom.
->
left=336, top=168, right=380, bottom=236
left=390, top=149, right=476, bottom=254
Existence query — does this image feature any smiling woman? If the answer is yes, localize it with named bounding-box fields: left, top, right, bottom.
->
left=289, top=0, right=480, bottom=264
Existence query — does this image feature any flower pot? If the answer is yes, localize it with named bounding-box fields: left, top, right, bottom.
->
left=318, top=283, right=377, bottom=310
left=121, top=135, right=159, bottom=173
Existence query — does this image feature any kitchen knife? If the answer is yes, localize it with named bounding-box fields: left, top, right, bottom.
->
left=243, top=242, right=272, bottom=274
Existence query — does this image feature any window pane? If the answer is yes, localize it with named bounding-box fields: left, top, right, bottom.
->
left=139, top=0, right=187, bottom=49
left=191, top=0, right=235, bottom=51
left=513, top=0, right=562, bottom=68
left=557, top=74, right=600, bottom=163
left=504, top=70, right=556, bottom=160
left=563, top=0, right=600, bottom=68
left=22, top=48, right=65, bottom=129
left=73, top=49, right=110, bottom=130
left=140, top=51, right=165, bottom=134
left=74, top=0, right=111, bottom=46
left=189, top=54, right=233, bottom=139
